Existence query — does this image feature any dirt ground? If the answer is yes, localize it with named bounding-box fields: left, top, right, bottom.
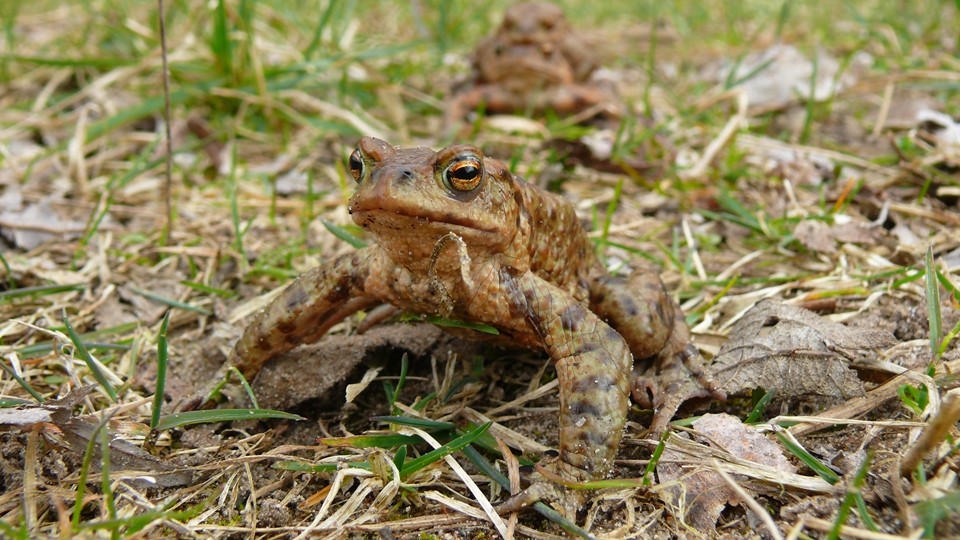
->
left=2, top=1, right=960, bottom=539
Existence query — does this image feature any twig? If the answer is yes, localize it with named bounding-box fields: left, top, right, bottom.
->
left=900, top=388, right=960, bottom=476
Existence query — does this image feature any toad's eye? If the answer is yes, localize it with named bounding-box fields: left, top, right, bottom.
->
left=348, top=149, right=363, bottom=182
left=444, top=158, right=482, bottom=191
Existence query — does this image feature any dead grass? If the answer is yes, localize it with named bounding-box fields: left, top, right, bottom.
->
left=1, top=0, right=960, bottom=538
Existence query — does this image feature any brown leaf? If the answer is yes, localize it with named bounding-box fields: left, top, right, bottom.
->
left=709, top=298, right=896, bottom=398
left=56, top=418, right=193, bottom=488
left=794, top=219, right=880, bottom=254
left=250, top=323, right=476, bottom=410
left=0, top=385, right=94, bottom=431
left=658, top=413, right=795, bottom=531
left=794, top=220, right=838, bottom=254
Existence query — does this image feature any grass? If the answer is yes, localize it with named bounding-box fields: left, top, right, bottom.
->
left=1, top=0, right=960, bottom=538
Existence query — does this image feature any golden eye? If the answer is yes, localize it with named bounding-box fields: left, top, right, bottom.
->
left=348, top=149, right=363, bottom=182
left=444, top=158, right=482, bottom=191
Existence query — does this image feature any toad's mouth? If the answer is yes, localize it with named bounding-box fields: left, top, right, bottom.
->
left=349, top=207, right=501, bottom=236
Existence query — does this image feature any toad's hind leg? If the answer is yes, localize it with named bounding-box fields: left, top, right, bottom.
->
left=588, top=269, right=722, bottom=424
left=588, top=270, right=676, bottom=361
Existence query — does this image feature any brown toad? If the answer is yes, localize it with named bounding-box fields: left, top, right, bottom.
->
left=445, top=2, right=619, bottom=126
left=229, top=138, right=719, bottom=513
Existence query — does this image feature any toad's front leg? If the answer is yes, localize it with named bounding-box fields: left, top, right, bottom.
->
left=230, top=247, right=380, bottom=380
left=498, top=268, right=632, bottom=515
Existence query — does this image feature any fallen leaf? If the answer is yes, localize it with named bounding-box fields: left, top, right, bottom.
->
left=794, top=219, right=880, bottom=254
left=794, top=220, right=837, bottom=254
left=711, top=44, right=867, bottom=111
left=55, top=418, right=193, bottom=488
left=0, top=385, right=94, bottom=431
left=709, top=298, right=896, bottom=399
left=658, top=413, right=796, bottom=531
left=0, top=199, right=87, bottom=251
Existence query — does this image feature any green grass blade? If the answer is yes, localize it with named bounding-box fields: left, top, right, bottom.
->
left=938, top=318, right=960, bottom=358
left=443, top=377, right=481, bottom=403
left=394, top=444, right=407, bottom=469
left=775, top=430, right=840, bottom=485
left=273, top=460, right=369, bottom=473
left=99, top=425, right=118, bottom=540
left=72, top=413, right=113, bottom=529
left=715, top=190, right=762, bottom=230
left=320, top=217, right=368, bottom=248
left=2, top=55, right=135, bottom=68
left=229, top=367, right=259, bottom=409
left=26, top=342, right=127, bottom=360
left=800, top=49, right=819, bottom=144
left=686, top=273, right=739, bottom=326
left=0, top=361, right=44, bottom=402
left=303, top=0, right=338, bottom=59
left=914, top=490, right=960, bottom=538
left=16, top=321, right=137, bottom=357
left=79, top=490, right=217, bottom=533
left=371, top=416, right=456, bottom=431
left=400, top=422, right=491, bottom=478
left=128, top=286, right=212, bottom=315
left=643, top=429, right=670, bottom=486
left=180, top=280, right=236, bottom=298
left=0, top=251, right=15, bottom=288
left=600, top=178, right=624, bottom=245
left=926, top=246, right=942, bottom=361
left=0, top=283, right=85, bottom=301
left=211, top=0, right=233, bottom=78
left=150, top=312, right=171, bottom=430
left=390, top=352, right=409, bottom=413
left=63, top=310, right=118, bottom=402
left=154, top=409, right=304, bottom=431
left=460, top=445, right=596, bottom=540
left=423, top=315, right=499, bottom=335
left=319, top=433, right=424, bottom=448
left=935, top=269, right=960, bottom=303
left=828, top=451, right=872, bottom=540
left=745, top=388, right=775, bottom=424
left=855, top=492, right=879, bottom=532
left=0, top=518, right=27, bottom=540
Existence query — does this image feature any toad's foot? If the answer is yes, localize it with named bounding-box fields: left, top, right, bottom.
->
left=634, top=342, right=726, bottom=435
left=496, top=452, right=586, bottom=519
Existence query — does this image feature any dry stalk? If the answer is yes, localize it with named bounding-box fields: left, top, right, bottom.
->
left=900, top=388, right=960, bottom=477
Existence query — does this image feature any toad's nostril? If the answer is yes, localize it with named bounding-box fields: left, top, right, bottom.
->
left=400, top=169, right=414, bottom=179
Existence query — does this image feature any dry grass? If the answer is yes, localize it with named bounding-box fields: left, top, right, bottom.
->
left=1, top=0, right=960, bottom=538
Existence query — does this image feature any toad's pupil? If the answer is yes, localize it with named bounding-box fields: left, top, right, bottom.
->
left=450, top=164, right=479, bottom=180
left=349, top=153, right=363, bottom=181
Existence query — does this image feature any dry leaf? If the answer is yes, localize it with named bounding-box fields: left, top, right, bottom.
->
left=0, top=199, right=87, bottom=251
left=251, top=323, right=476, bottom=410
left=709, top=298, right=896, bottom=399
left=56, top=418, right=193, bottom=488
left=709, top=44, right=866, bottom=111
left=795, top=219, right=880, bottom=254
left=657, top=413, right=795, bottom=531
left=0, top=385, right=94, bottom=431
left=794, top=220, right=837, bottom=254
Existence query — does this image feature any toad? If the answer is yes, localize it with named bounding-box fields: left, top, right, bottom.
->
left=445, top=2, right=620, bottom=126
left=228, top=138, right=720, bottom=514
